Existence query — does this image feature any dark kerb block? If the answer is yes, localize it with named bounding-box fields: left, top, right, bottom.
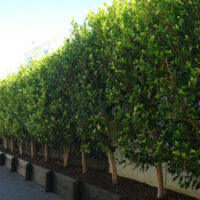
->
left=25, top=163, right=32, bottom=181
left=46, top=170, right=54, bottom=192
left=73, top=180, right=81, bottom=200
left=0, top=152, right=5, bottom=165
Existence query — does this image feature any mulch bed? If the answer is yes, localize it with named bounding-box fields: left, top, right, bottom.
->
left=1, top=148, right=198, bottom=200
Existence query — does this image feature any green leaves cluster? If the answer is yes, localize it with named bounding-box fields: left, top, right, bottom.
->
left=0, top=0, right=199, bottom=190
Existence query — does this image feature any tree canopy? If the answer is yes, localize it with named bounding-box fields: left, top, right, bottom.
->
left=0, top=0, right=199, bottom=197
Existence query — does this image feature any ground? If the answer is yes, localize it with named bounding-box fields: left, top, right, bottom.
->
left=0, top=166, right=63, bottom=200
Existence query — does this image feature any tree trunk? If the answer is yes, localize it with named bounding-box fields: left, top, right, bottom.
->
left=156, top=165, right=165, bottom=199
left=81, top=151, right=87, bottom=175
left=18, top=141, right=23, bottom=155
left=63, top=148, right=70, bottom=167
left=106, top=122, right=117, bottom=185
left=108, top=150, right=118, bottom=185
left=44, top=143, right=48, bottom=162
left=10, top=139, right=14, bottom=152
left=3, top=138, right=7, bottom=149
left=30, top=140, right=36, bottom=157
left=152, top=128, right=165, bottom=198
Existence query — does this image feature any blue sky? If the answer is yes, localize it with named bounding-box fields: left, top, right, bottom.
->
left=0, top=0, right=110, bottom=78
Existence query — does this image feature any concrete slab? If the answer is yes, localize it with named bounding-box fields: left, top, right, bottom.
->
left=80, top=182, right=121, bottom=200
left=32, top=163, right=49, bottom=187
left=54, top=172, right=80, bottom=200
left=5, top=154, right=16, bottom=172
left=17, top=158, right=29, bottom=177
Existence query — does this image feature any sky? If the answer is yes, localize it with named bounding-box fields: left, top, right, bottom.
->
left=0, top=0, right=110, bottom=79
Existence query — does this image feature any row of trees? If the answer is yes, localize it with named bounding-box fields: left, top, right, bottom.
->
left=0, top=0, right=199, bottom=198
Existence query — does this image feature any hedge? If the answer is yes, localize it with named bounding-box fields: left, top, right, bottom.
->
left=0, top=0, right=199, bottom=198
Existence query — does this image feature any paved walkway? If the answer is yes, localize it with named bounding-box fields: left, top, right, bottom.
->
left=0, top=166, right=63, bottom=200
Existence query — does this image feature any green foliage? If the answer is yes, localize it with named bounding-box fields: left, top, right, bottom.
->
left=0, top=0, right=199, bottom=190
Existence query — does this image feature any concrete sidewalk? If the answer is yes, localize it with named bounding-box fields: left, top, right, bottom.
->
left=0, top=166, right=63, bottom=200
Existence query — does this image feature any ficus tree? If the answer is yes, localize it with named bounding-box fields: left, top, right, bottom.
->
left=0, top=1, right=199, bottom=199
left=61, top=22, right=99, bottom=174
left=83, top=5, right=122, bottom=184
left=0, top=79, right=10, bottom=149
left=100, top=0, right=200, bottom=198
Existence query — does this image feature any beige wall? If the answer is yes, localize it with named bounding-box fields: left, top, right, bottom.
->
left=109, top=152, right=200, bottom=199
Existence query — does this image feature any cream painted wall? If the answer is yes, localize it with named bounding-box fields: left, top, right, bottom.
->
left=109, top=152, right=200, bottom=199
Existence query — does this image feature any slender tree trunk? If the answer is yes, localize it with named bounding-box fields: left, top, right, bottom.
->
left=81, top=151, right=87, bottom=175
left=3, top=138, right=7, bottom=149
left=107, top=122, right=117, bottom=185
left=63, top=148, right=70, bottom=167
left=10, top=139, right=14, bottom=152
left=156, top=165, right=165, bottom=199
left=18, top=140, right=23, bottom=155
left=44, top=143, right=48, bottom=162
left=30, top=140, right=36, bottom=157
left=153, top=128, right=165, bottom=198
left=108, top=150, right=118, bottom=185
